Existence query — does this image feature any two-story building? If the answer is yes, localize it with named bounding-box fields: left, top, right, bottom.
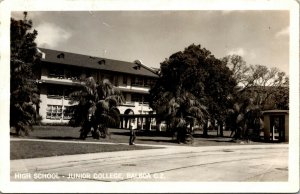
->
left=36, top=48, right=158, bottom=129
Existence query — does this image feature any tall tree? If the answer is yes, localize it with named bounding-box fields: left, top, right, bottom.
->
left=69, top=77, right=123, bottom=139
left=202, top=55, right=236, bottom=137
left=223, top=55, right=289, bottom=110
left=150, top=44, right=235, bottom=141
left=10, top=12, right=41, bottom=136
left=179, top=44, right=236, bottom=137
left=246, top=65, right=289, bottom=110
left=221, top=55, right=250, bottom=89
left=223, top=55, right=288, bottom=140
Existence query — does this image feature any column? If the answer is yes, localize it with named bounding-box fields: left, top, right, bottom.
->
left=285, top=114, right=289, bottom=142
left=263, top=115, right=270, bottom=141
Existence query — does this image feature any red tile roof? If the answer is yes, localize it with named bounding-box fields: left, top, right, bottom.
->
left=38, top=48, right=158, bottom=78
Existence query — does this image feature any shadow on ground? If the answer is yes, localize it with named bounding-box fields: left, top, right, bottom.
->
left=38, top=136, right=80, bottom=140
left=193, top=133, right=232, bottom=138
left=113, top=130, right=173, bottom=137
left=138, top=138, right=177, bottom=143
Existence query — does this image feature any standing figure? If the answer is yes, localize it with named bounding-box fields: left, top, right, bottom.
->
left=129, top=120, right=136, bottom=145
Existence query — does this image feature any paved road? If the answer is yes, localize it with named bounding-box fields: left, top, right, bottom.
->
left=10, top=140, right=288, bottom=182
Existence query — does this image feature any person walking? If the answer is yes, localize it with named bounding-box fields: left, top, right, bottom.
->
left=129, top=120, right=136, bottom=145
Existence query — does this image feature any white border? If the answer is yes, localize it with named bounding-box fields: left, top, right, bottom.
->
left=0, top=0, right=299, bottom=193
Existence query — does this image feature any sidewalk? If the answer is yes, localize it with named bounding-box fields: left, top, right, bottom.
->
left=10, top=139, right=288, bottom=182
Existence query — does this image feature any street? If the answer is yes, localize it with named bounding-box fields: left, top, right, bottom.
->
left=10, top=140, right=288, bottom=182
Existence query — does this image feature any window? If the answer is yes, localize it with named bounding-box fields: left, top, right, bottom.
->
left=144, top=78, right=148, bottom=87
left=64, top=87, right=75, bottom=99
left=102, top=74, right=114, bottom=84
left=131, top=94, right=149, bottom=104
left=123, top=75, right=127, bottom=85
left=144, top=78, right=156, bottom=87
left=46, top=105, right=74, bottom=120
left=98, top=59, right=106, bottom=65
left=114, top=76, right=119, bottom=86
left=131, top=94, right=144, bottom=103
left=132, top=76, right=144, bottom=86
left=48, top=66, right=64, bottom=78
left=150, top=79, right=156, bottom=86
left=86, top=70, right=92, bottom=78
left=57, top=53, right=65, bottom=59
left=47, top=87, right=63, bottom=99
left=46, top=105, right=63, bottom=120
left=65, top=68, right=81, bottom=80
left=47, top=86, right=77, bottom=99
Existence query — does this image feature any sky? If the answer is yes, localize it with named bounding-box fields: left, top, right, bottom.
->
left=12, top=10, right=289, bottom=73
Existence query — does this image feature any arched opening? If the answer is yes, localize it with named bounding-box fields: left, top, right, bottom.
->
left=114, top=108, right=120, bottom=115
left=124, top=109, right=134, bottom=115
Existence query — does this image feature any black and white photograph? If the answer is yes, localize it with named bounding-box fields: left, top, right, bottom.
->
left=0, top=0, right=299, bottom=193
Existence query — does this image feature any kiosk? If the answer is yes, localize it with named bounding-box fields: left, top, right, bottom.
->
left=262, top=110, right=289, bottom=142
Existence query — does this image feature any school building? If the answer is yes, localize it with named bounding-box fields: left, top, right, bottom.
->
left=36, top=48, right=158, bottom=129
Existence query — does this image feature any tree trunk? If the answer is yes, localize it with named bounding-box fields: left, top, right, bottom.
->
left=203, top=121, right=208, bottom=137
left=156, top=122, right=161, bottom=132
left=189, top=121, right=194, bottom=133
left=219, top=121, right=224, bottom=137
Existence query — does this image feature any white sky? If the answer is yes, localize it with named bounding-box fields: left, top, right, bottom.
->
left=11, top=10, right=289, bottom=73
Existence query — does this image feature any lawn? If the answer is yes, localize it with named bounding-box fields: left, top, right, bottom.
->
left=10, top=125, right=268, bottom=160
left=11, top=125, right=240, bottom=146
left=10, top=140, right=158, bottom=160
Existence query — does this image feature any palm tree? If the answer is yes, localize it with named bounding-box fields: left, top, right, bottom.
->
left=227, top=98, right=263, bottom=141
left=69, top=77, right=123, bottom=140
left=153, top=88, right=207, bottom=144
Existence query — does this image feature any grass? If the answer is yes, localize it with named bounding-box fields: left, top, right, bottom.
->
left=11, top=141, right=158, bottom=160
left=11, top=125, right=263, bottom=146
left=10, top=125, right=272, bottom=160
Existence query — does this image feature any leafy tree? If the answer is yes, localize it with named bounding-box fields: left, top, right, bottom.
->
left=201, top=56, right=236, bottom=137
left=10, top=12, right=41, bottom=136
left=150, top=44, right=235, bottom=142
left=175, top=44, right=236, bottom=137
left=69, top=77, right=123, bottom=140
left=223, top=55, right=289, bottom=110
left=267, top=86, right=289, bottom=110
left=221, top=55, right=250, bottom=89
left=247, top=65, right=288, bottom=110
left=223, top=55, right=288, bottom=140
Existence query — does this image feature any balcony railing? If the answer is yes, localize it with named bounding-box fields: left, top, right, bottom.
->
left=48, top=74, right=64, bottom=79
left=48, top=73, right=80, bottom=81
left=139, top=102, right=149, bottom=105
left=131, top=83, right=144, bottom=87
left=47, top=94, right=63, bottom=99
left=119, top=101, right=150, bottom=107
left=120, top=101, right=136, bottom=106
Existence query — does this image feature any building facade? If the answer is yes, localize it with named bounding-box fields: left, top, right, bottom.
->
left=36, top=48, right=158, bottom=128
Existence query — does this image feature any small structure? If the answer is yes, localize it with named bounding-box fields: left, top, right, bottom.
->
left=262, top=110, right=289, bottom=142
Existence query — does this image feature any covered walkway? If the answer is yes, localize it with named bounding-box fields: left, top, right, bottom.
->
left=119, top=113, right=156, bottom=130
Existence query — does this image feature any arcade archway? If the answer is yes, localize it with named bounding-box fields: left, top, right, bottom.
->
left=120, top=109, right=134, bottom=129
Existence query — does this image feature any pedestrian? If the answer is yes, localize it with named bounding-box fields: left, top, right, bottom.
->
left=129, top=120, right=136, bottom=145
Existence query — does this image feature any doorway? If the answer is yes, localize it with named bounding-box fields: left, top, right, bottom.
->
left=269, top=115, right=285, bottom=142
